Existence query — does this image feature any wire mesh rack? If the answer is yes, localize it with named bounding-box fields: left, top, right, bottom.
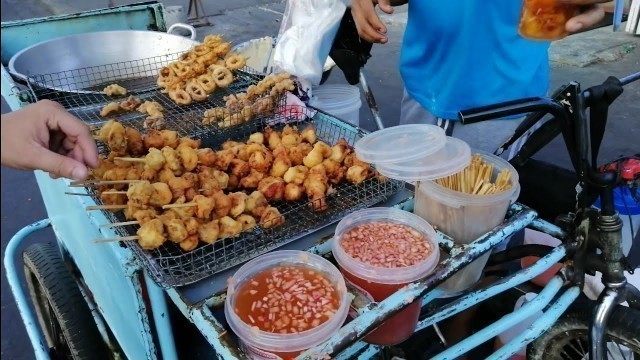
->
left=27, top=51, right=272, bottom=141
left=26, top=54, right=405, bottom=288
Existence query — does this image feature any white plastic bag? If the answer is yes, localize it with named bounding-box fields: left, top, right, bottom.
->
left=273, top=0, right=347, bottom=86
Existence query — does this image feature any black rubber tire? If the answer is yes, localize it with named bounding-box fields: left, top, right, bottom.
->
left=528, top=298, right=640, bottom=359
left=23, top=243, right=109, bottom=360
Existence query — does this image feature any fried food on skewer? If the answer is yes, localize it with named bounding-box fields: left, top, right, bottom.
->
left=136, top=218, right=166, bottom=250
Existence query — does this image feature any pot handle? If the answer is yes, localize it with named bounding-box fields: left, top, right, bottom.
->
left=167, top=23, right=197, bottom=40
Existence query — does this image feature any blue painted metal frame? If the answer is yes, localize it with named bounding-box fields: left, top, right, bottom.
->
left=3, top=219, right=53, bottom=360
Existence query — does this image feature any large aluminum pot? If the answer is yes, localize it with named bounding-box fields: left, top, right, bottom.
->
left=8, top=23, right=199, bottom=93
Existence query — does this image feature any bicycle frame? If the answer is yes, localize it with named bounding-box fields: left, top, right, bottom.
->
left=459, top=71, right=640, bottom=360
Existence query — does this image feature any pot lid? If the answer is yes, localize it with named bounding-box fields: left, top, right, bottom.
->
left=375, top=137, right=472, bottom=181
left=354, top=124, right=446, bottom=164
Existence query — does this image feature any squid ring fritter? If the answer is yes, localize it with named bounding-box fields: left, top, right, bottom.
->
left=185, top=82, right=208, bottom=102
left=169, top=89, right=192, bottom=105
left=196, top=73, right=217, bottom=93
left=212, top=67, right=233, bottom=87
left=193, top=45, right=211, bottom=56
left=179, top=52, right=198, bottom=64
left=225, top=54, right=246, bottom=71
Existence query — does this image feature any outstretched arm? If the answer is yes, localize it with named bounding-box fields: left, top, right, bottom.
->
left=1, top=100, right=99, bottom=181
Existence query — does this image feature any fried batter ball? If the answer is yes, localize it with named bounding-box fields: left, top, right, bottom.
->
left=228, top=192, right=248, bottom=218
left=212, top=190, right=231, bottom=217
left=236, top=214, right=257, bottom=232
left=260, top=206, right=285, bottom=229
left=283, top=165, right=309, bottom=185
left=197, top=148, right=217, bottom=167
left=284, top=183, right=304, bottom=201
left=270, top=155, right=292, bottom=178
left=239, top=169, right=265, bottom=189
left=218, top=216, right=243, bottom=238
left=178, top=144, right=199, bottom=171
left=193, top=194, right=215, bottom=219
left=198, top=219, right=220, bottom=244
left=258, top=176, right=285, bottom=202
left=144, top=130, right=165, bottom=150
left=244, top=190, right=268, bottom=217
left=136, top=219, right=165, bottom=250
left=346, top=165, right=369, bottom=185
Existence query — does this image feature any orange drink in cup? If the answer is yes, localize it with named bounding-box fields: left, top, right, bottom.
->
left=518, top=0, right=578, bottom=40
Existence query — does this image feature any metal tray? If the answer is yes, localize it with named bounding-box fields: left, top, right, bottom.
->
left=26, top=56, right=405, bottom=288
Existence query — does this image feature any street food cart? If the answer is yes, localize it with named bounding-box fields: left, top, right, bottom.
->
left=4, top=3, right=637, bottom=359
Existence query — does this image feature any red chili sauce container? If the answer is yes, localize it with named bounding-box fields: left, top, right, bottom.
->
left=225, top=250, right=350, bottom=359
left=332, top=208, right=440, bottom=345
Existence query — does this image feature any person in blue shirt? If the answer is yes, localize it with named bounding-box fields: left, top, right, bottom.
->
left=351, top=0, right=606, bottom=158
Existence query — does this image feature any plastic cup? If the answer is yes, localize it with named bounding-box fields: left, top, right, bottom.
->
left=332, top=208, right=440, bottom=345
left=225, top=250, right=350, bottom=360
left=521, top=229, right=563, bottom=287
left=518, top=0, right=578, bottom=41
left=413, top=150, right=520, bottom=296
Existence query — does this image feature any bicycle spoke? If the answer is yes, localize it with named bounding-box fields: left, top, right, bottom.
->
left=566, top=339, right=583, bottom=358
left=577, top=337, right=586, bottom=355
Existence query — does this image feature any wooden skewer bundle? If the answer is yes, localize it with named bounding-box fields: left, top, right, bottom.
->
left=435, top=154, right=513, bottom=195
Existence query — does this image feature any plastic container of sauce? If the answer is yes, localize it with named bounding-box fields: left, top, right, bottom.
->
left=518, top=0, right=578, bottom=41
left=225, top=250, right=350, bottom=360
left=332, top=208, right=440, bottom=345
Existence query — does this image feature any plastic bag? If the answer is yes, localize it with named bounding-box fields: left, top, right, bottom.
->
left=273, top=0, right=348, bottom=86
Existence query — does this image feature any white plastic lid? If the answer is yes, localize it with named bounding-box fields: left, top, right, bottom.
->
left=376, top=137, right=472, bottom=181
left=354, top=124, right=446, bottom=164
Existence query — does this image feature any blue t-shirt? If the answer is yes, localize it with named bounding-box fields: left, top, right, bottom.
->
left=400, top=1, right=551, bottom=120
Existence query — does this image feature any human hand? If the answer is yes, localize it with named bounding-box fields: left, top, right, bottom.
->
left=351, top=0, right=394, bottom=44
left=562, top=0, right=607, bottom=33
left=1, top=100, right=99, bottom=181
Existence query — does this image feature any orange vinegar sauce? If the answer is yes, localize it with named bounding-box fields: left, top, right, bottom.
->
left=234, top=265, right=341, bottom=359
left=519, top=0, right=577, bottom=40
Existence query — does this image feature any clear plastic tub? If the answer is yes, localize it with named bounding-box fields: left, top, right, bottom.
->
left=225, top=250, right=350, bottom=360
left=309, top=84, right=362, bottom=127
left=332, top=208, right=440, bottom=345
left=413, top=150, right=520, bottom=296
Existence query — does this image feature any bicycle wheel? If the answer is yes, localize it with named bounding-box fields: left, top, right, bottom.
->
left=528, top=299, right=640, bottom=360
left=23, top=243, right=109, bottom=360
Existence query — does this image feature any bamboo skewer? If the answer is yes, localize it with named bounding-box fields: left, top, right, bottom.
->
left=162, top=203, right=197, bottom=209
left=101, top=190, right=127, bottom=195
left=93, top=236, right=139, bottom=243
left=64, top=192, right=93, bottom=196
left=69, top=180, right=143, bottom=187
left=100, top=221, right=139, bottom=228
left=86, top=205, right=128, bottom=211
left=114, top=157, right=146, bottom=163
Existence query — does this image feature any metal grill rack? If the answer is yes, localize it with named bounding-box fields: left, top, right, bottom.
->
left=27, top=51, right=272, bottom=140
left=27, top=55, right=405, bottom=288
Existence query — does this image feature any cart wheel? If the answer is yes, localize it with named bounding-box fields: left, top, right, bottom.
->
left=23, top=243, right=109, bottom=360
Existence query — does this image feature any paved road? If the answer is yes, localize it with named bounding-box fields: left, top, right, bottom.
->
left=1, top=1, right=638, bottom=359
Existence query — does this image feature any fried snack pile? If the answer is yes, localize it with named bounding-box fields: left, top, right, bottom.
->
left=202, top=72, right=295, bottom=128
left=156, top=34, right=247, bottom=106
left=90, top=120, right=381, bottom=251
